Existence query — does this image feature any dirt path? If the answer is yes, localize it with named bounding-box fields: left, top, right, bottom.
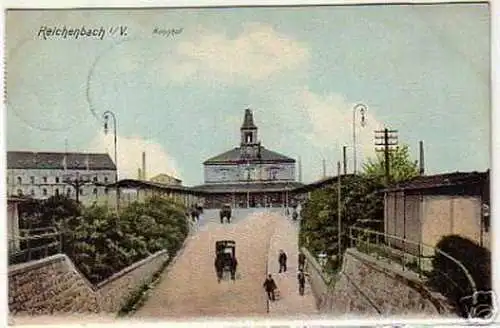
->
left=133, top=212, right=280, bottom=319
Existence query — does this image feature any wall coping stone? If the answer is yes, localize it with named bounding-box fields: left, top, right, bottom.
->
left=9, top=254, right=66, bottom=276
left=345, top=248, right=451, bottom=314
left=96, top=250, right=168, bottom=289
left=9, top=250, right=169, bottom=292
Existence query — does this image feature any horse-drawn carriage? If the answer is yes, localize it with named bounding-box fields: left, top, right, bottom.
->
left=214, top=240, right=237, bottom=282
left=219, top=204, right=232, bottom=224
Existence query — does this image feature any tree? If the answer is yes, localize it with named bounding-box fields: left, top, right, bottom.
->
left=299, top=175, right=385, bottom=271
left=362, top=144, right=419, bottom=185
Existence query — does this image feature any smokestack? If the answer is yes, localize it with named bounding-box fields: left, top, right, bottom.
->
left=298, top=156, right=302, bottom=183
left=419, top=141, right=425, bottom=175
left=138, top=168, right=142, bottom=180
left=343, top=146, right=347, bottom=175
left=142, top=151, right=146, bottom=180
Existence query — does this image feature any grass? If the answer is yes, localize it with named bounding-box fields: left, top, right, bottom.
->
left=117, top=257, right=172, bottom=317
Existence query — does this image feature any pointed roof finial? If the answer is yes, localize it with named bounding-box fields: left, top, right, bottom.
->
left=241, top=108, right=257, bottom=130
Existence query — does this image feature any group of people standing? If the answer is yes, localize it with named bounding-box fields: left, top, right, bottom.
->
left=263, top=249, right=308, bottom=301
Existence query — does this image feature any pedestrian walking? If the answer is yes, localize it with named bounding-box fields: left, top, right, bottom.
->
left=263, top=274, right=277, bottom=301
left=297, top=269, right=308, bottom=296
left=278, top=249, right=287, bottom=273
left=298, top=251, right=306, bottom=271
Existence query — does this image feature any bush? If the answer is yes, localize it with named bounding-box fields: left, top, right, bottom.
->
left=299, top=175, right=385, bottom=258
left=22, top=195, right=189, bottom=284
left=428, top=235, right=492, bottom=318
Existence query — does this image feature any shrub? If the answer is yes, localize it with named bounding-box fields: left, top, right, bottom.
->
left=428, top=235, right=491, bottom=318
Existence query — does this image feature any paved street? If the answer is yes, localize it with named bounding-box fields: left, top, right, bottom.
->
left=133, top=209, right=317, bottom=319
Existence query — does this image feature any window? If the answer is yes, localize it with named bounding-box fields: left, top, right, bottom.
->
left=17, top=177, right=22, bottom=184
left=272, top=171, right=278, bottom=180
left=30, top=189, right=35, bottom=196
left=55, top=177, right=60, bottom=183
left=67, top=188, right=71, bottom=196
left=245, top=132, right=253, bottom=143
left=42, top=188, right=47, bottom=196
left=104, top=188, right=109, bottom=195
left=79, top=188, right=83, bottom=195
left=17, top=189, right=23, bottom=196
left=30, top=176, right=35, bottom=184
left=104, top=177, right=109, bottom=183
left=93, top=188, right=98, bottom=195
left=55, top=188, right=60, bottom=196
left=93, top=177, right=98, bottom=182
left=43, top=177, right=48, bottom=183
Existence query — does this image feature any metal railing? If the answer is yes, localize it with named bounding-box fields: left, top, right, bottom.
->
left=8, top=227, right=62, bottom=265
left=347, top=226, right=478, bottom=308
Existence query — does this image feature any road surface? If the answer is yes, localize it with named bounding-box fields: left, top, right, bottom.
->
left=133, top=209, right=318, bottom=319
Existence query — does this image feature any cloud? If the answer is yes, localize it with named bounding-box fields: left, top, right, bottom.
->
left=288, top=87, right=385, bottom=172
left=163, top=23, right=310, bottom=83
left=88, top=132, right=181, bottom=181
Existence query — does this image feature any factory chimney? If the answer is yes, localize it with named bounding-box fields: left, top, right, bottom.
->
left=419, top=141, right=425, bottom=175
left=142, top=151, right=146, bottom=180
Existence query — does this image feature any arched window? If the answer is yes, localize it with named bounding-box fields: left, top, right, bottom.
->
left=42, top=188, right=47, bottom=196
left=30, top=189, right=35, bottom=196
left=17, top=189, right=23, bottom=196
left=17, top=177, right=22, bottom=184
left=55, top=189, right=60, bottom=196
left=93, top=188, right=98, bottom=195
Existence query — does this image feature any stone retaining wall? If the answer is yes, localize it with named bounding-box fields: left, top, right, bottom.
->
left=301, top=247, right=330, bottom=309
left=302, top=247, right=454, bottom=317
left=9, top=250, right=169, bottom=316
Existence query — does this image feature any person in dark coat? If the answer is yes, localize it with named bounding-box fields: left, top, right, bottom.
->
left=263, top=274, right=277, bottom=301
left=297, top=269, right=308, bottom=296
left=298, top=251, right=306, bottom=271
left=278, top=249, right=287, bottom=273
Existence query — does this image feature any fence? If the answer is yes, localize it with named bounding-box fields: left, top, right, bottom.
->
left=8, top=227, right=62, bottom=265
left=347, top=226, right=478, bottom=309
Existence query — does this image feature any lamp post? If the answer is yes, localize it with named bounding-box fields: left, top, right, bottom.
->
left=103, top=110, right=119, bottom=210
left=246, top=160, right=251, bottom=209
left=352, top=103, right=367, bottom=174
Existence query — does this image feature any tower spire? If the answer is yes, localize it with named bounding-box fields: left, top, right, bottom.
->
left=240, top=108, right=258, bottom=146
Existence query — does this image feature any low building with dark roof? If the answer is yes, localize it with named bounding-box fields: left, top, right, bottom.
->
left=6, top=151, right=117, bottom=205
left=382, top=170, right=490, bottom=255
left=199, top=108, right=300, bottom=208
left=105, top=179, right=206, bottom=209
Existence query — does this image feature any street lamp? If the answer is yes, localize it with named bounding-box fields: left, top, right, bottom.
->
left=352, top=103, right=367, bottom=174
left=103, top=110, right=119, bottom=210
left=245, top=160, right=251, bottom=209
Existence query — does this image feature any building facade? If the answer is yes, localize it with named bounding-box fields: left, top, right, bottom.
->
left=383, top=171, right=490, bottom=255
left=195, top=109, right=302, bottom=208
left=7, top=151, right=117, bottom=206
left=150, top=173, right=182, bottom=186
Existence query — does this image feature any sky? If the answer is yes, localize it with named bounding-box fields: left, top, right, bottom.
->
left=4, top=2, right=491, bottom=186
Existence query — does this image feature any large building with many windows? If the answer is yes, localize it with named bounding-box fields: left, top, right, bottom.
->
left=194, top=108, right=303, bottom=208
left=6, top=151, right=117, bottom=205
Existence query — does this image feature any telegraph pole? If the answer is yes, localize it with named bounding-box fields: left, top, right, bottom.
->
left=342, top=146, right=347, bottom=175
left=375, top=128, right=398, bottom=185
left=337, top=161, right=342, bottom=262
